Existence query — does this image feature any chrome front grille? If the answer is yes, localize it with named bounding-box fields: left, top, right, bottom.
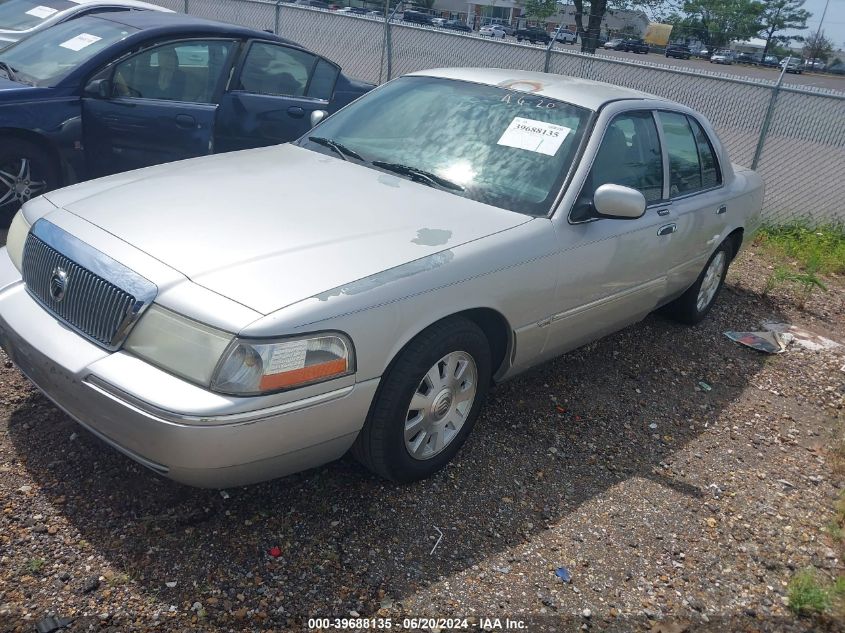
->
left=21, top=220, right=157, bottom=350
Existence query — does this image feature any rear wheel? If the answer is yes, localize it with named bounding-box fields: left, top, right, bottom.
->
left=0, top=139, right=58, bottom=226
left=352, top=317, right=491, bottom=482
left=662, top=242, right=732, bottom=325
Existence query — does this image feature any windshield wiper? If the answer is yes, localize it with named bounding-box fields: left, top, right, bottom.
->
left=308, top=136, right=364, bottom=162
left=0, top=61, right=18, bottom=82
left=371, top=161, right=465, bottom=191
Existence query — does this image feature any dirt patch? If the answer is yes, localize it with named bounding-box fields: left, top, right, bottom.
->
left=0, top=243, right=842, bottom=632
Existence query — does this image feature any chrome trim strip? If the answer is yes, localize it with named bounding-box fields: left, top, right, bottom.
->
left=24, top=220, right=157, bottom=350
left=84, top=375, right=357, bottom=427
left=547, top=277, right=665, bottom=323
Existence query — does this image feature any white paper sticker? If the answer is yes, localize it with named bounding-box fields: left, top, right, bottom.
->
left=25, top=5, right=58, bottom=18
left=496, top=117, right=571, bottom=156
left=58, top=33, right=102, bottom=51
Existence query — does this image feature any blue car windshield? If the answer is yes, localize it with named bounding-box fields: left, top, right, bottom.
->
left=0, top=0, right=75, bottom=31
left=300, top=76, right=591, bottom=217
left=0, top=16, right=136, bottom=85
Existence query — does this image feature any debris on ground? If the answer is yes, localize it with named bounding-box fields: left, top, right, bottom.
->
left=762, top=321, right=841, bottom=351
left=554, top=566, right=572, bottom=583
left=724, top=329, right=792, bottom=353
left=34, top=616, right=74, bottom=633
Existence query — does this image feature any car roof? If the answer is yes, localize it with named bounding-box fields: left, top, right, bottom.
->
left=407, top=68, right=663, bottom=111
left=70, top=0, right=171, bottom=10
left=87, top=9, right=286, bottom=41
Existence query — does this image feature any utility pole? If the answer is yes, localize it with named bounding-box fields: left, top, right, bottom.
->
left=808, top=0, right=830, bottom=61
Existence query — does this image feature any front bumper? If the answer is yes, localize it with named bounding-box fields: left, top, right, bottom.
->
left=0, top=250, right=378, bottom=488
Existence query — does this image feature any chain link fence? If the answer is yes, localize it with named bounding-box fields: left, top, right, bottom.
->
left=152, top=0, right=845, bottom=225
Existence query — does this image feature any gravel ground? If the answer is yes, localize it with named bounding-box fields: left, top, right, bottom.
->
left=0, top=244, right=843, bottom=633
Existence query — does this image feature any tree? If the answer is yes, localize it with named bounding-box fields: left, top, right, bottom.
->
left=758, top=0, right=810, bottom=57
left=803, top=30, right=833, bottom=61
left=679, top=0, right=764, bottom=48
left=524, top=0, right=559, bottom=22
left=572, top=0, right=610, bottom=53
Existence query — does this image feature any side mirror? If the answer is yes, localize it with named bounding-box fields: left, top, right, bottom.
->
left=84, top=78, right=112, bottom=99
left=593, top=183, right=646, bottom=219
left=310, top=109, right=328, bottom=128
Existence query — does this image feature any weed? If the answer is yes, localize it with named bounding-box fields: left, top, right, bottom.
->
left=756, top=223, right=845, bottom=275
left=788, top=568, right=832, bottom=614
left=763, top=263, right=827, bottom=308
left=25, top=557, right=45, bottom=575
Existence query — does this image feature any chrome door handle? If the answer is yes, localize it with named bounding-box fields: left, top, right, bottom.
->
left=656, top=208, right=670, bottom=216
left=716, top=205, right=727, bottom=215
left=657, top=223, right=677, bottom=236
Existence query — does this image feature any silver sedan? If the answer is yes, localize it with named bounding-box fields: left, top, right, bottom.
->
left=0, top=68, right=764, bottom=487
left=0, top=0, right=170, bottom=50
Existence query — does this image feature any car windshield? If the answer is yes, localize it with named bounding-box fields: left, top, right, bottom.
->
left=0, top=15, right=135, bottom=85
left=300, top=76, right=591, bottom=217
left=0, top=0, right=75, bottom=31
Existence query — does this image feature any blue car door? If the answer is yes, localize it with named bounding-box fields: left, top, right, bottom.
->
left=215, top=40, right=339, bottom=153
left=82, top=38, right=236, bottom=177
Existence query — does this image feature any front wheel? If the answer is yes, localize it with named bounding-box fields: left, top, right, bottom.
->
left=352, top=317, right=491, bottom=482
left=0, top=139, right=59, bottom=226
left=662, top=242, right=732, bottom=325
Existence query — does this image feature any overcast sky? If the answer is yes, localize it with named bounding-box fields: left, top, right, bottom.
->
left=787, top=0, right=844, bottom=49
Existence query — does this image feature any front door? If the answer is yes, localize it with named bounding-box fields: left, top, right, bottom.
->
left=82, top=39, right=236, bottom=177
left=215, top=41, right=339, bottom=153
left=543, top=110, right=672, bottom=358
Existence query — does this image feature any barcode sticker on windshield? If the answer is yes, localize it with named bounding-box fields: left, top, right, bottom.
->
left=25, top=5, right=58, bottom=18
left=496, top=117, right=571, bottom=156
left=59, top=33, right=102, bottom=51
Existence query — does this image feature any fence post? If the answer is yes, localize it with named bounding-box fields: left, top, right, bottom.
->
left=751, top=58, right=788, bottom=170
left=183, top=0, right=188, bottom=13
left=544, top=23, right=565, bottom=73
left=274, top=0, right=282, bottom=35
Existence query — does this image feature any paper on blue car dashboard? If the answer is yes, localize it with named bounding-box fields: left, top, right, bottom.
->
left=497, top=117, right=571, bottom=156
left=59, top=33, right=102, bottom=51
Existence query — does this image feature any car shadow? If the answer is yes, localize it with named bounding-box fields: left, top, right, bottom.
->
left=5, top=280, right=784, bottom=625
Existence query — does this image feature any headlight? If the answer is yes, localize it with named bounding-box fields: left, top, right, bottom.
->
left=6, top=210, right=32, bottom=272
left=210, top=332, right=355, bottom=395
left=124, top=304, right=233, bottom=386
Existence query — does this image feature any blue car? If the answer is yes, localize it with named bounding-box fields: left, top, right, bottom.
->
left=0, top=11, right=372, bottom=220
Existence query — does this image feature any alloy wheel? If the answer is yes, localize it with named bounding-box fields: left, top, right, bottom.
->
left=696, top=251, right=727, bottom=312
left=0, top=158, right=47, bottom=210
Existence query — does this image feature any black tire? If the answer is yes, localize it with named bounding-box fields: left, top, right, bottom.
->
left=352, top=316, right=492, bottom=483
left=662, top=241, right=733, bottom=325
left=0, top=138, right=59, bottom=226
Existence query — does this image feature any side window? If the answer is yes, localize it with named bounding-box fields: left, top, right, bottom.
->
left=573, top=111, right=663, bottom=220
left=306, top=58, right=338, bottom=101
left=688, top=117, right=722, bottom=189
left=238, top=42, right=317, bottom=97
left=111, top=40, right=235, bottom=103
left=659, top=111, right=702, bottom=196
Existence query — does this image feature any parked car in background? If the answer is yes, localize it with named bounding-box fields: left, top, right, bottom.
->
left=710, top=50, right=735, bottom=64
left=295, top=0, right=329, bottom=7
left=443, top=20, right=471, bottom=32
left=400, top=10, right=432, bottom=25
left=0, top=68, right=764, bottom=487
left=0, top=0, right=169, bottom=50
left=803, top=58, right=825, bottom=70
left=734, top=52, right=759, bottom=65
left=479, top=24, right=506, bottom=38
left=760, top=54, right=779, bottom=67
left=622, top=38, right=648, bottom=54
left=603, top=38, right=624, bottom=50
left=665, top=44, right=691, bottom=59
left=430, top=17, right=447, bottom=26
left=335, top=6, right=367, bottom=14
left=553, top=29, right=577, bottom=44
left=780, top=57, right=803, bottom=73
left=0, top=11, right=372, bottom=221
left=515, top=26, right=550, bottom=44
left=692, top=47, right=710, bottom=58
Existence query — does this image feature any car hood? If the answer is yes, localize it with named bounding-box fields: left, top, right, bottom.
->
left=46, top=144, right=531, bottom=314
left=0, top=77, right=35, bottom=92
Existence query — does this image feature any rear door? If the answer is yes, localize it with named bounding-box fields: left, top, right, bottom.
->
left=215, top=41, right=340, bottom=153
left=654, top=110, right=729, bottom=295
left=82, top=38, right=237, bottom=177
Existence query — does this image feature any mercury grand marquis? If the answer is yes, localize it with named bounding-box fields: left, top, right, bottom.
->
left=0, top=68, right=764, bottom=487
